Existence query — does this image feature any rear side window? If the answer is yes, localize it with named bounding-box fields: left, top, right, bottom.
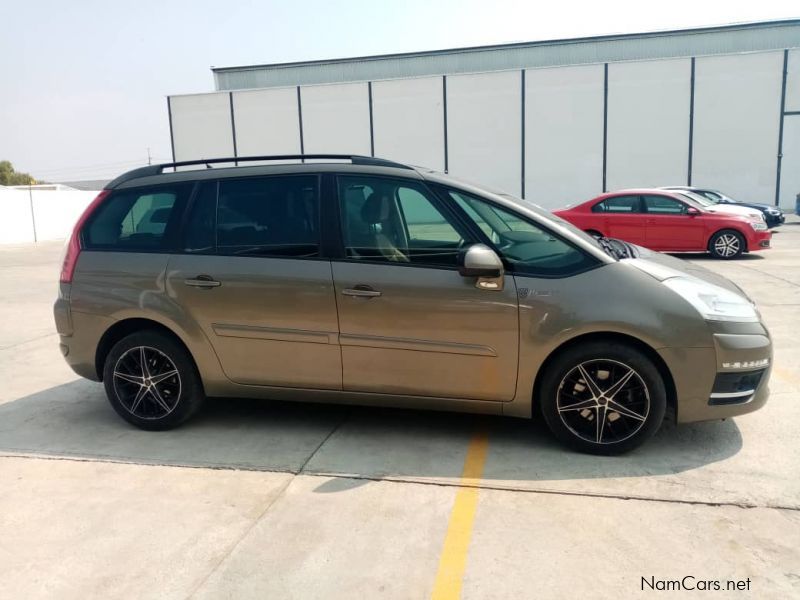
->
left=213, top=175, right=320, bottom=258
left=592, top=195, right=641, bottom=213
left=83, top=184, right=192, bottom=250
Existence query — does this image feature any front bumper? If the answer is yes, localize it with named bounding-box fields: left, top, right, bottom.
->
left=748, top=229, right=772, bottom=251
left=765, top=212, right=785, bottom=228
left=658, top=325, right=772, bottom=423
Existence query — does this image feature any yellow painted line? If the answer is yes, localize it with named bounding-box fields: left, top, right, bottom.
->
left=431, top=430, right=489, bottom=600
left=773, top=366, right=799, bottom=386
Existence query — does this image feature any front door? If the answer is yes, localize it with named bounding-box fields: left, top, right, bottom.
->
left=642, top=194, right=705, bottom=250
left=332, top=175, right=519, bottom=401
left=166, top=175, right=342, bottom=390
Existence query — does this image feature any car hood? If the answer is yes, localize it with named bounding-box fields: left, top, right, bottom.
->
left=704, top=204, right=762, bottom=220
left=620, top=245, right=748, bottom=297
left=739, top=201, right=780, bottom=211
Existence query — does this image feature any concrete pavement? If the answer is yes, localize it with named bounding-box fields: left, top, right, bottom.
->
left=0, top=221, right=799, bottom=599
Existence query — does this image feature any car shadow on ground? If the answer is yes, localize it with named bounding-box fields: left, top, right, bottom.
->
left=0, top=379, right=742, bottom=486
left=668, top=252, right=765, bottom=262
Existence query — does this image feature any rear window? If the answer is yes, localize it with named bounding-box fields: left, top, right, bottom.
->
left=83, top=184, right=192, bottom=250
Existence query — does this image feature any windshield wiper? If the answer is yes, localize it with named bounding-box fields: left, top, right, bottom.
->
left=595, top=236, right=625, bottom=260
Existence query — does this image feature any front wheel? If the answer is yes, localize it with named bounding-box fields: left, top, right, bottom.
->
left=538, top=342, right=666, bottom=455
left=709, top=230, right=745, bottom=259
left=102, top=330, right=205, bottom=431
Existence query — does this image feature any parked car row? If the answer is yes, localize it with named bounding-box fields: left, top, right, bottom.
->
left=554, top=187, right=781, bottom=259
left=663, top=187, right=786, bottom=228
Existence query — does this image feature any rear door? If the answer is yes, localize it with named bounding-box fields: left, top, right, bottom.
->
left=592, top=195, right=646, bottom=244
left=642, top=194, right=705, bottom=250
left=166, top=175, right=342, bottom=390
left=331, top=174, right=519, bottom=402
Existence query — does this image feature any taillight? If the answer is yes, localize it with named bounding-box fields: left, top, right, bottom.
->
left=60, top=189, right=112, bottom=283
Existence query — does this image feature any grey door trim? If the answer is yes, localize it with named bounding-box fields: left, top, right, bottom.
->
left=340, top=332, right=497, bottom=357
left=212, top=323, right=337, bottom=345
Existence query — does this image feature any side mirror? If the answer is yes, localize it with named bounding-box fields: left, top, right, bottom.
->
left=458, top=244, right=505, bottom=290
left=686, top=207, right=701, bottom=216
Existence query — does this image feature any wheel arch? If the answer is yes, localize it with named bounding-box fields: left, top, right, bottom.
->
left=95, top=318, right=197, bottom=382
left=531, top=331, right=677, bottom=421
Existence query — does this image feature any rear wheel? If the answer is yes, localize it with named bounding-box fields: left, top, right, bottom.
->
left=102, top=331, right=205, bottom=430
left=709, top=229, right=745, bottom=259
left=538, top=342, right=666, bottom=455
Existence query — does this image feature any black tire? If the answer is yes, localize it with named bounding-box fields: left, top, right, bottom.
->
left=538, top=341, right=666, bottom=455
left=708, top=229, right=745, bottom=259
left=102, top=330, right=205, bottom=431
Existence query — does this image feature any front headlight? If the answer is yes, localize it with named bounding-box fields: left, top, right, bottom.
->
left=662, top=276, right=759, bottom=322
left=750, top=221, right=768, bottom=231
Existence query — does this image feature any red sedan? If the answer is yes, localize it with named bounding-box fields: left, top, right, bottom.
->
left=553, top=189, right=771, bottom=259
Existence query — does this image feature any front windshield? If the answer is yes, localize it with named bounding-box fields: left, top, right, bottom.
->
left=697, top=190, right=723, bottom=202
left=498, top=193, right=606, bottom=250
left=675, top=192, right=712, bottom=209
left=448, top=190, right=607, bottom=273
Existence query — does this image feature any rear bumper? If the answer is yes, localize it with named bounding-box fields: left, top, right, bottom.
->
left=54, top=300, right=112, bottom=382
left=658, top=329, right=772, bottom=423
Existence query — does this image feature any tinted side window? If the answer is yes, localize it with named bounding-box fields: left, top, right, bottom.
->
left=183, top=182, right=217, bottom=253
left=84, top=184, right=192, bottom=250
left=216, top=176, right=319, bottom=257
left=592, top=195, right=641, bottom=213
left=643, top=195, right=687, bottom=215
left=338, top=176, right=470, bottom=267
left=448, top=190, right=600, bottom=278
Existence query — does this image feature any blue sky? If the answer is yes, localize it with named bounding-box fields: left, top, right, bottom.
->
left=1, top=0, right=797, bottom=181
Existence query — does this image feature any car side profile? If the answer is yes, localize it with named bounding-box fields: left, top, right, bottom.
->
left=554, top=189, right=771, bottom=259
left=662, top=186, right=786, bottom=228
left=54, top=156, right=772, bottom=454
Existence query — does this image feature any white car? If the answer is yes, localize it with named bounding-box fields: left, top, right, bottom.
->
left=672, top=190, right=765, bottom=223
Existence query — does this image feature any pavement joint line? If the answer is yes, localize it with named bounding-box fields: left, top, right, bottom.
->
left=430, top=430, right=489, bottom=600
left=181, top=410, right=352, bottom=599
left=1, top=452, right=799, bottom=513
left=296, top=409, right=352, bottom=475
left=0, top=332, right=58, bottom=352
left=185, top=474, right=295, bottom=599
left=730, top=263, right=800, bottom=288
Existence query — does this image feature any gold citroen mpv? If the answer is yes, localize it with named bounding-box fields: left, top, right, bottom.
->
left=54, top=155, right=772, bottom=454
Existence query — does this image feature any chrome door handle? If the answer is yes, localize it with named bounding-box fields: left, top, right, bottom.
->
left=184, top=276, right=221, bottom=288
left=342, top=286, right=382, bottom=298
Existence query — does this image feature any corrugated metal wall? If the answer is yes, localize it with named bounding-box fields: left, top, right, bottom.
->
left=169, top=23, right=800, bottom=209
left=212, top=21, right=800, bottom=91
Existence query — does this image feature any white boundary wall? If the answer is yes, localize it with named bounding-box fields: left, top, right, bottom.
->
left=0, top=188, right=99, bottom=245
left=169, top=49, right=800, bottom=209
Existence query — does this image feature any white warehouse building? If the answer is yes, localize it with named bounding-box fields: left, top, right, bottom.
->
left=167, top=20, right=800, bottom=210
